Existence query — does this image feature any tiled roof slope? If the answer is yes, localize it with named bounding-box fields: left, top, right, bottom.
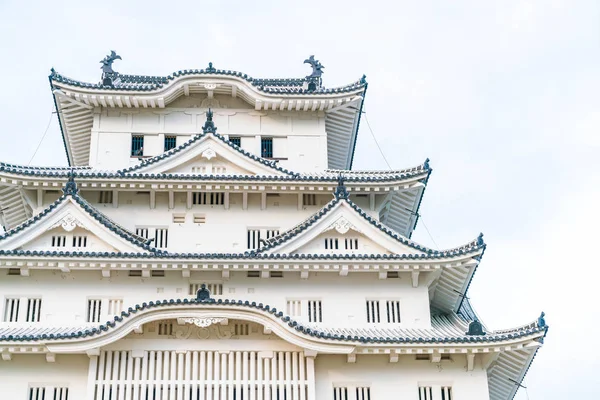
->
left=0, top=177, right=160, bottom=253
left=0, top=296, right=546, bottom=345
left=258, top=186, right=485, bottom=257
left=49, top=66, right=367, bottom=95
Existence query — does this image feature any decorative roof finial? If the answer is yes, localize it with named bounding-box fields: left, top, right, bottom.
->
left=466, top=319, right=486, bottom=336
left=334, top=173, right=348, bottom=199
left=360, top=74, right=367, bottom=85
left=207, top=61, right=216, bottom=73
left=423, top=158, right=430, bottom=170
left=100, top=50, right=121, bottom=86
left=304, top=55, right=324, bottom=78
left=304, top=55, right=324, bottom=92
left=202, top=109, right=217, bottom=134
left=196, top=283, right=212, bottom=301
left=537, top=312, right=546, bottom=328
left=62, top=171, right=78, bottom=196
left=477, top=233, right=484, bottom=246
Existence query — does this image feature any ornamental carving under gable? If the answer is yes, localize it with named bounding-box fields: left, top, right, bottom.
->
left=50, top=213, right=87, bottom=232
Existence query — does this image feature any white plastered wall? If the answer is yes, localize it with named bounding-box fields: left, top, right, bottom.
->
left=315, top=354, right=490, bottom=400
left=0, top=354, right=89, bottom=399
left=90, top=95, right=327, bottom=172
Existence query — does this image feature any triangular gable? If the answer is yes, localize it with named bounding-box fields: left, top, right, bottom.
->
left=0, top=194, right=156, bottom=254
left=259, top=195, right=485, bottom=258
left=260, top=198, right=427, bottom=256
left=119, top=132, right=296, bottom=176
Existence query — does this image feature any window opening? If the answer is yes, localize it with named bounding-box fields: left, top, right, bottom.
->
left=229, top=136, right=241, bottom=147
left=3, top=298, right=19, bottom=322
left=51, top=236, right=66, bottom=247
left=385, top=300, right=401, bottom=323
left=25, top=298, right=42, bottom=322
left=98, top=191, right=113, bottom=204
left=324, top=238, right=339, bottom=250
left=164, top=135, right=177, bottom=152
left=131, top=135, right=144, bottom=156
left=303, top=194, right=317, bottom=206
left=87, top=299, right=102, bottom=323
left=72, top=235, right=88, bottom=248
left=366, top=300, right=380, bottom=323
left=307, top=300, right=323, bottom=323
left=261, top=137, right=273, bottom=158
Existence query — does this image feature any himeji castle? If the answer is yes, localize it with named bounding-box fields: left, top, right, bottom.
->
left=0, top=52, right=547, bottom=400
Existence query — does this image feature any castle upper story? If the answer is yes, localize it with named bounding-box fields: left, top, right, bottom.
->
left=49, top=54, right=367, bottom=171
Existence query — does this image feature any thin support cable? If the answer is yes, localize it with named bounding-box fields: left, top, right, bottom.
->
left=362, top=111, right=392, bottom=169
left=418, top=215, right=440, bottom=250
left=27, top=109, right=55, bottom=166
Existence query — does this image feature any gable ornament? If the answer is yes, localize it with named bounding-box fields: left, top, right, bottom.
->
left=328, top=216, right=355, bottom=235
left=180, top=317, right=226, bottom=328
left=51, top=213, right=86, bottom=232
left=201, top=147, right=217, bottom=160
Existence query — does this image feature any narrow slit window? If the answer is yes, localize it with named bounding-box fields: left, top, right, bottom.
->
left=131, top=135, right=144, bottom=156
left=366, top=300, right=381, bottom=323
left=25, top=298, right=42, bottom=322
left=164, top=135, right=177, bottom=152
left=261, top=137, right=273, bottom=158
left=441, top=386, right=453, bottom=400
left=419, top=386, right=433, bottom=400
left=303, top=194, right=317, bottom=206
left=87, top=299, right=102, bottom=323
left=356, top=387, right=371, bottom=400
left=333, top=387, right=349, bottom=400
left=307, top=300, right=323, bottom=323
left=3, top=298, right=20, bottom=322
left=385, top=300, right=401, bottom=323
left=98, top=191, right=113, bottom=204
left=154, top=228, right=168, bottom=249
left=72, top=235, right=88, bottom=248
left=247, top=229, right=261, bottom=250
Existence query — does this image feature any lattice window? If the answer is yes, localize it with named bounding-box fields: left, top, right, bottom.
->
left=366, top=300, right=380, bottom=323
left=98, top=191, right=113, bottom=204
left=419, top=386, right=433, bottom=400
left=27, top=387, right=68, bottom=400
left=3, top=298, right=19, bottom=322
left=441, top=387, right=453, bottom=400
left=303, top=194, right=317, bottom=206
left=229, top=136, right=241, bottom=147
left=307, top=300, right=323, bottom=323
left=51, top=235, right=66, bottom=247
left=157, top=321, right=173, bottom=336
left=325, top=238, right=339, bottom=250
left=247, top=229, right=261, bottom=250
left=233, top=323, right=250, bottom=336
left=154, top=228, right=168, bottom=249
left=193, top=192, right=224, bottom=205
left=286, top=300, right=302, bottom=317
left=356, top=387, right=371, bottom=400
left=135, top=228, right=149, bottom=239
left=164, top=135, right=177, bottom=151
left=344, top=238, right=359, bottom=250
left=261, top=137, right=273, bottom=158
left=108, top=299, right=123, bottom=316
left=25, top=298, right=42, bottom=322
left=87, top=299, right=102, bottom=323
left=131, top=135, right=144, bottom=156
left=333, top=387, right=349, bottom=400
left=72, top=235, right=87, bottom=248
left=189, top=283, right=223, bottom=296
left=385, top=300, right=401, bottom=323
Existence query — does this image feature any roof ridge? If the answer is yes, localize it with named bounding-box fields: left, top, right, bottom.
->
left=50, top=68, right=367, bottom=94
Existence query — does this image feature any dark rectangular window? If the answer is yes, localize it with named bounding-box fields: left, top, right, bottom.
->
left=229, top=136, right=241, bottom=147
left=261, top=137, right=273, bottom=158
left=131, top=135, right=144, bottom=156
left=164, top=136, right=177, bottom=152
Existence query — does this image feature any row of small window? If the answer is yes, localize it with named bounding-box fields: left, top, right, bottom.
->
left=50, top=235, right=87, bottom=248
left=130, top=135, right=273, bottom=158
left=23, top=385, right=451, bottom=400
left=27, top=386, right=69, bottom=400
left=333, top=386, right=453, bottom=400
left=3, top=298, right=42, bottom=323
left=325, top=238, right=359, bottom=250
left=288, top=299, right=400, bottom=324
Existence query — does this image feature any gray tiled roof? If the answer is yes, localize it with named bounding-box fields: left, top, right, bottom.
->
left=49, top=67, right=367, bottom=95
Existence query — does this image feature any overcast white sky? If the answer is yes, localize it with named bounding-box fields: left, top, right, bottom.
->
left=0, top=0, right=598, bottom=397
